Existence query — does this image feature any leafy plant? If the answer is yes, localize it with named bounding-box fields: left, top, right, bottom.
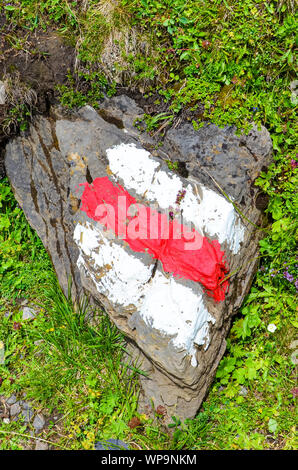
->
left=0, top=178, right=52, bottom=302
left=0, top=0, right=297, bottom=451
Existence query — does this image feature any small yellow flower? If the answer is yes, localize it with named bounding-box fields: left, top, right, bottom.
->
left=140, top=413, right=149, bottom=422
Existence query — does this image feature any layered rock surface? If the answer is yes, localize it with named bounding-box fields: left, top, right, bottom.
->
left=4, top=96, right=272, bottom=419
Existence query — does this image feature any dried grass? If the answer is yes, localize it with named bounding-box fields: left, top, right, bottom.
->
left=1, top=72, right=37, bottom=133
left=75, top=1, right=160, bottom=90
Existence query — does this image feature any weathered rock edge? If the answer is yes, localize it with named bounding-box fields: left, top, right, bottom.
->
left=4, top=96, right=272, bottom=420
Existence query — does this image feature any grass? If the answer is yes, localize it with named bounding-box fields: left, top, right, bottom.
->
left=0, top=178, right=53, bottom=303
left=0, top=273, right=145, bottom=450
left=0, top=0, right=297, bottom=451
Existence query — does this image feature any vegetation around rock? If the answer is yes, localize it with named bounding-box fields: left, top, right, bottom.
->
left=0, top=0, right=297, bottom=450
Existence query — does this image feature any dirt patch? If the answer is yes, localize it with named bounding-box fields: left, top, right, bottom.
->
left=0, top=12, right=202, bottom=180
left=0, top=14, right=76, bottom=177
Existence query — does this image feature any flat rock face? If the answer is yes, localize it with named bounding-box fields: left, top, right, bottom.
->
left=164, top=122, right=272, bottom=203
left=4, top=96, right=272, bottom=420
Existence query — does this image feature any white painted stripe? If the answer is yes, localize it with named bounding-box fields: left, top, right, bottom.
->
left=74, top=222, right=153, bottom=306
left=74, top=222, right=215, bottom=366
left=106, top=142, right=245, bottom=253
left=146, top=169, right=183, bottom=209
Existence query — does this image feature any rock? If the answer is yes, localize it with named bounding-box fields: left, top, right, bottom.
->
left=99, top=95, right=154, bottom=148
left=290, top=350, right=298, bottom=366
left=0, top=341, right=4, bottom=365
left=163, top=122, right=272, bottom=203
left=19, top=400, right=29, bottom=408
left=35, top=440, right=49, bottom=450
left=21, top=405, right=34, bottom=422
left=33, top=413, right=46, bottom=432
left=6, top=394, right=17, bottom=405
left=10, top=402, right=21, bottom=417
left=0, top=81, right=6, bottom=105
left=95, top=439, right=129, bottom=450
left=99, top=95, right=143, bottom=133
left=290, top=80, right=298, bottom=105
left=4, top=97, right=272, bottom=420
left=22, top=307, right=36, bottom=320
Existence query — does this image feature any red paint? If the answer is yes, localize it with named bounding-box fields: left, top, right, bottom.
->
left=80, top=177, right=229, bottom=301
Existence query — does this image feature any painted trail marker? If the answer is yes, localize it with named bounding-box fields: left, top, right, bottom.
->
left=4, top=99, right=272, bottom=419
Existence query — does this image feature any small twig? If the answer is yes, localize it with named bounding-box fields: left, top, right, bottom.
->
left=201, top=167, right=268, bottom=231
left=173, top=117, right=182, bottom=129
left=54, top=409, right=72, bottom=424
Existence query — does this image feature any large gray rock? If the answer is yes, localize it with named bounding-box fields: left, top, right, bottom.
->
left=4, top=95, right=272, bottom=420
left=163, top=122, right=272, bottom=203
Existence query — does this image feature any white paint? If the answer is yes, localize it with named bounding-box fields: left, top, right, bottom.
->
left=146, top=170, right=183, bottom=209
left=0, top=81, right=6, bottom=105
left=106, top=142, right=244, bottom=253
left=107, top=142, right=181, bottom=208
left=74, top=222, right=215, bottom=366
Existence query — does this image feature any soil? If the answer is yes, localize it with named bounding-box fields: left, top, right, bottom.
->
left=0, top=13, right=77, bottom=178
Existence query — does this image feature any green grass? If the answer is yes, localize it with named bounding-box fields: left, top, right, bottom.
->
left=0, top=0, right=297, bottom=450
left=0, top=275, right=145, bottom=450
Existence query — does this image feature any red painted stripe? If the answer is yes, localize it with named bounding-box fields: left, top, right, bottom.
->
left=80, top=177, right=229, bottom=301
